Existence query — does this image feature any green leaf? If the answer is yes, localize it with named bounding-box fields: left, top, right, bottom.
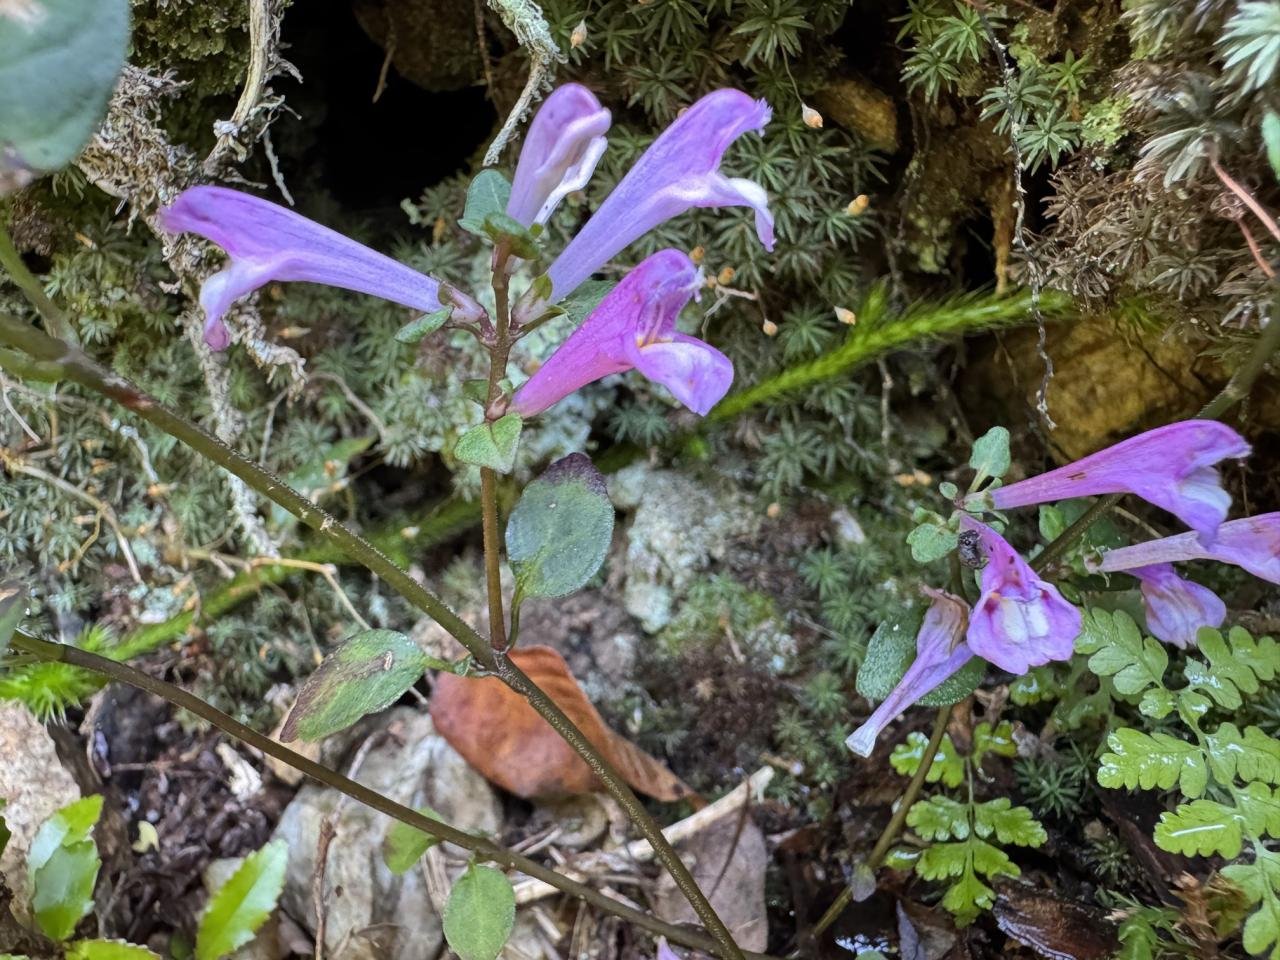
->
left=280, top=630, right=436, bottom=742
left=1097, top=728, right=1207, bottom=798
left=442, top=864, right=515, bottom=960
left=906, top=522, right=957, bottom=563
left=1264, top=109, right=1280, bottom=181
left=1079, top=608, right=1167, bottom=696
left=1037, top=504, right=1066, bottom=543
left=0, top=0, right=129, bottom=190
left=0, top=800, right=9, bottom=859
left=972, top=798, right=1046, bottom=847
left=971, top=721, right=1016, bottom=765
left=856, top=609, right=985, bottom=707
left=1206, top=723, right=1280, bottom=787
left=906, top=796, right=971, bottom=841
left=0, top=581, right=26, bottom=658
left=458, top=171, right=512, bottom=235
left=382, top=808, right=442, bottom=875
left=32, top=840, right=99, bottom=941
left=505, top=453, right=614, bottom=599
left=28, top=795, right=102, bottom=876
left=1223, top=848, right=1280, bottom=959
left=969, top=426, right=1011, bottom=481
left=882, top=846, right=921, bottom=871
left=195, top=840, right=288, bottom=960
left=917, top=836, right=1017, bottom=926
left=479, top=211, right=538, bottom=258
left=454, top=414, right=522, bottom=473
left=66, top=941, right=162, bottom=959
left=1155, top=798, right=1245, bottom=858
left=556, top=281, right=614, bottom=325
left=395, top=308, right=452, bottom=345
left=890, top=732, right=966, bottom=788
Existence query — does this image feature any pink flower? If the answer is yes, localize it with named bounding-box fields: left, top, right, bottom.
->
left=512, top=249, right=731, bottom=417
left=159, top=187, right=443, bottom=350
left=1094, top=513, right=1280, bottom=584
left=846, top=588, right=973, bottom=757
left=1127, top=564, right=1226, bottom=649
left=963, top=517, right=1081, bottom=674
left=967, top=421, right=1250, bottom=544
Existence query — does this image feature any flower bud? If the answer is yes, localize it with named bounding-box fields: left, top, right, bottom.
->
left=801, top=104, right=823, bottom=128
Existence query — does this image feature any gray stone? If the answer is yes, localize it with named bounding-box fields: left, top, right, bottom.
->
left=272, top=708, right=502, bottom=960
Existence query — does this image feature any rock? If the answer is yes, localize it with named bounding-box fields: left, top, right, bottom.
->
left=0, top=703, right=81, bottom=915
left=612, top=464, right=759, bottom=633
left=271, top=708, right=502, bottom=960
left=809, top=75, right=898, bottom=152
left=653, top=815, right=769, bottom=952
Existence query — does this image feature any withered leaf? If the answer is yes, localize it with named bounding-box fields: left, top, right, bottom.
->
left=430, top=645, right=693, bottom=802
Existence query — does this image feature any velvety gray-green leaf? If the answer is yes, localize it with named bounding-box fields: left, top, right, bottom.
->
left=195, top=840, right=288, bottom=960
left=280, top=630, right=435, bottom=742
left=455, top=414, right=522, bottom=473
left=458, top=170, right=512, bottom=235
left=856, top=610, right=985, bottom=707
left=0, top=0, right=130, bottom=189
left=969, top=426, right=1011, bottom=480
left=505, top=453, right=614, bottom=599
left=443, top=865, right=516, bottom=960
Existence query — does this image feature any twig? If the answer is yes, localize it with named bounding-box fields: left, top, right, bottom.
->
left=6, top=629, right=779, bottom=960
left=1213, top=158, right=1280, bottom=244
left=481, top=0, right=565, bottom=166
left=314, top=733, right=382, bottom=959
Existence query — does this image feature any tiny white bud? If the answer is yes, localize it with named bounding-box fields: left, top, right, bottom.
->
left=801, top=104, right=823, bottom=128
left=834, top=306, right=856, bottom=325
left=570, top=19, right=587, bottom=48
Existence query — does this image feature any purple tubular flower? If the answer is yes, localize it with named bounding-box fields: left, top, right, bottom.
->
left=963, top=517, right=1081, bottom=674
left=1128, top=564, right=1226, bottom=649
left=846, top=589, right=973, bottom=758
left=1094, top=513, right=1280, bottom=585
left=507, top=84, right=611, bottom=228
left=512, top=248, right=731, bottom=417
left=545, top=89, right=775, bottom=299
left=159, top=186, right=443, bottom=350
left=970, top=421, right=1251, bottom=545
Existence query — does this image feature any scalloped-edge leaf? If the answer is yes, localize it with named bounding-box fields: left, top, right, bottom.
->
left=1098, top=728, right=1207, bottom=798
left=195, top=839, right=287, bottom=960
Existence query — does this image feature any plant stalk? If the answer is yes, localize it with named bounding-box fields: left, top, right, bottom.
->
left=0, top=221, right=75, bottom=343
left=7, top=630, right=773, bottom=960
left=0, top=311, right=742, bottom=960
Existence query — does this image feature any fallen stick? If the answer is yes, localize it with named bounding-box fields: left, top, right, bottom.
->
left=512, top=767, right=774, bottom=905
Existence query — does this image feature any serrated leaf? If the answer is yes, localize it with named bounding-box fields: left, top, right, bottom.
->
left=969, top=426, right=1011, bottom=480
left=1228, top=626, right=1280, bottom=684
left=395, top=308, right=451, bottom=345
left=918, top=836, right=1017, bottom=926
left=382, top=807, right=442, bottom=875
left=32, top=839, right=99, bottom=941
left=1184, top=627, right=1266, bottom=710
left=0, top=0, right=130, bottom=191
left=1237, top=781, right=1280, bottom=841
left=906, top=523, right=957, bottom=563
left=1155, top=798, right=1244, bottom=858
left=458, top=170, right=512, bottom=236
left=455, top=414, right=522, bottom=473
left=1098, top=728, right=1207, bottom=798
left=66, top=941, right=161, bottom=959
left=1206, top=723, right=1280, bottom=787
left=1080, top=608, right=1167, bottom=696
left=443, top=864, right=515, bottom=960
left=28, top=795, right=102, bottom=877
left=280, top=630, right=434, bottom=742
left=972, top=798, right=1046, bottom=847
left=972, top=721, right=1016, bottom=765
left=505, top=453, right=613, bottom=599
left=890, top=732, right=966, bottom=787
left=940, top=869, right=996, bottom=926
left=856, top=609, right=986, bottom=707
left=907, top=796, right=970, bottom=841
left=195, top=840, right=287, bottom=960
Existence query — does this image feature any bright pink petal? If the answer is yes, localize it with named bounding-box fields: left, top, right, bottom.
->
left=1095, top=513, right=1280, bottom=584
left=1129, top=564, right=1226, bottom=649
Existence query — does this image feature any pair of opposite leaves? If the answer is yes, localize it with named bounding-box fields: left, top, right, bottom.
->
left=431, top=646, right=695, bottom=804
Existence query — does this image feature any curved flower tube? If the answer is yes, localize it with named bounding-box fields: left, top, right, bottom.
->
left=507, top=84, right=611, bottom=228
left=1093, top=513, right=1280, bottom=584
left=963, top=517, right=1081, bottom=674
left=544, top=89, right=775, bottom=300
left=846, top=588, right=973, bottom=758
left=160, top=186, right=443, bottom=350
left=966, top=421, right=1250, bottom=545
left=512, top=248, right=731, bottom=417
left=1128, top=564, right=1226, bottom=649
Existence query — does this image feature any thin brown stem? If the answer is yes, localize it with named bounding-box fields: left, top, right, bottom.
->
left=810, top=704, right=952, bottom=938
left=8, top=629, right=774, bottom=960
left=0, top=311, right=742, bottom=960
left=480, top=466, right=508, bottom=650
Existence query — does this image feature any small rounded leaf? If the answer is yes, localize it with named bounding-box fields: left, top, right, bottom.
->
left=382, top=808, right=442, bottom=875
left=443, top=865, right=515, bottom=960
left=505, top=454, right=614, bottom=599
left=857, top=611, right=985, bottom=707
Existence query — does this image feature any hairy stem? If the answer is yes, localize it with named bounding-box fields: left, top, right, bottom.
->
left=8, top=630, right=773, bottom=960
left=810, top=704, right=952, bottom=938
left=0, top=312, right=742, bottom=960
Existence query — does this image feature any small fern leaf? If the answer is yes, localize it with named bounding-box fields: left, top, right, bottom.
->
left=972, top=798, right=1048, bottom=847
left=1079, top=609, right=1167, bottom=696
left=1155, top=798, right=1244, bottom=858
left=906, top=796, right=970, bottom=842
left=1097, top=728, right=1207, bottom=798
left=1206, top=723, right=1280, bottom=787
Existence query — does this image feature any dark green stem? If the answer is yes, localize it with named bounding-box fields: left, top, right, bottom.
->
left=0, top=221, right=75, bottom=343
left=0, top=312, right=741, bottom=960
left=7, top=630, right=775, bottom=960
